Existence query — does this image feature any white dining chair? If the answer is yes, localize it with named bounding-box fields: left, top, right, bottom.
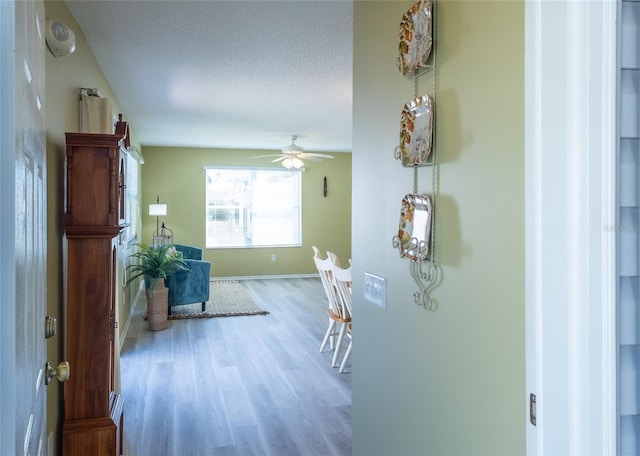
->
left=331, top=261, right=352, bottom=372
left=328, top=250, right=342, bottom=267
left=313, top=247, right=342, bottom=353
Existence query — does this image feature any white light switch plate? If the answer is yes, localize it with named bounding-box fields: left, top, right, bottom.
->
left=364, top=272, right=387, bottom=309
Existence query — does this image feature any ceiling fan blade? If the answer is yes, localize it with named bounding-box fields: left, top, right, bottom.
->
left=249, top=154, right=282, bottom=159
left=298, top=152, right=335, bottom=160
left=271, top=156, right=288, bottom=162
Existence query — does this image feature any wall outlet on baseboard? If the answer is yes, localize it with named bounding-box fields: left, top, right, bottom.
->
left=271, top=254, right=277, bottom=262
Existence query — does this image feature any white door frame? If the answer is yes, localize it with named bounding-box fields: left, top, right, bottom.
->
left=525, top=1, right=617, bottom=454
left=0, top=1, right=17, bottom=454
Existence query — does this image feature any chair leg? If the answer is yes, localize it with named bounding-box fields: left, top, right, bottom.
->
left=329, top=321, right=336, bottom=350
left=168, top=304, right=172, bottom=316
left=332, top=323, right=348, bottom=368
left=339, top=339, right=352, bottom=373
left=320, top=320, right=336, bottom=352
left=201, top=301, right=206, bottom=312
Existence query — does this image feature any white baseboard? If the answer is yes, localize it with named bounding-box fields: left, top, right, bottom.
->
left=120, top=281, right=144, bottom=350
left=211, top=273, right=319, bottom=281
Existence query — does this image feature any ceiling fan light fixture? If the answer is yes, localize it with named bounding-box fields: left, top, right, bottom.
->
left=282, top=156, right=304, bottom=170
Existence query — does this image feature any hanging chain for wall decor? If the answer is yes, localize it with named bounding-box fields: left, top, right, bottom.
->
left=391, top=0, right=439, bottom=310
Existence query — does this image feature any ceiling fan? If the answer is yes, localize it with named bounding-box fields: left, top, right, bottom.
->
left=250, top=135, right=334, bottom=169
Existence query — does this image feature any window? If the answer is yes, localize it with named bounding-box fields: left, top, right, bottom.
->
left=123, top=147, right=142, bottom=245
left=205, top=167, right=302, bottom=248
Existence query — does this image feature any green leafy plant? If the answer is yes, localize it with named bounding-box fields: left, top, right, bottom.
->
left=126, top=243, right=189, bottom=290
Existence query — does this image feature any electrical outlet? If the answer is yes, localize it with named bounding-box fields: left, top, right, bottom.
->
left=364, top=272, right=387, bottom=309
left=271, top=254, right=276, bottom=262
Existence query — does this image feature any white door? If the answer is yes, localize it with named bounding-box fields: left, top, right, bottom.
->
left=525, top=1, right=618, bottom=454
left=0, top=0, right=53, bottom=454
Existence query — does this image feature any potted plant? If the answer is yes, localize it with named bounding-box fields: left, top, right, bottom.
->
left=126, top=243, right=189, bottom=330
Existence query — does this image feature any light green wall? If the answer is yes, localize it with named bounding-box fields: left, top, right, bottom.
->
left=141, top=146, right=352, bottom=276
left=352, top=1, right=525, bottom=454
left=43, top=0, right=142, bottom=452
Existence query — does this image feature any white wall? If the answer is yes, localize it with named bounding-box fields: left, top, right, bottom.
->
left=352, top=2, right=525, bottom=454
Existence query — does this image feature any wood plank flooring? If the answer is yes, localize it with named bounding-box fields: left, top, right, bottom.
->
left=120, top=278, right=351, bottom=456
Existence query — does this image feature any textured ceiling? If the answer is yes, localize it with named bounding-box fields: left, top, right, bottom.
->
left=65, top=0, right=353, bottom=153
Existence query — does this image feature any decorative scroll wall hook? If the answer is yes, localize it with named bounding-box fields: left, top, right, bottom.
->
left=410, top=261, right=438, bottom=310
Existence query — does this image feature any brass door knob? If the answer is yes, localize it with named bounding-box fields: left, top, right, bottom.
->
left=45, top=361, right=70, bottom=385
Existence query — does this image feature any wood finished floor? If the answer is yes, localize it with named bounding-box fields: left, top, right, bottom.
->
left=120, top=278, right=351, bottom=456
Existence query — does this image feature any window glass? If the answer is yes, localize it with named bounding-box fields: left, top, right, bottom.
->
left=205, top=168, right=302, bottom=248
left=124, top=149, right=141, bottom=245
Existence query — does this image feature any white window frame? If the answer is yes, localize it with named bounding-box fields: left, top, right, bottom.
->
left=123, top=147, right=143, bottom=245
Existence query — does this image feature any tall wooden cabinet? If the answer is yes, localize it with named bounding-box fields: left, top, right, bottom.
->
left=63, top=132, right=126, bottom=455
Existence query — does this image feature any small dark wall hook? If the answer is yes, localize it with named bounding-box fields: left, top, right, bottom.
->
left=323, top=176, right=328, bottom=197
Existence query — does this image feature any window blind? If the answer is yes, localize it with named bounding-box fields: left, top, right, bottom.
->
left=618, top=1, right=640, bottom=453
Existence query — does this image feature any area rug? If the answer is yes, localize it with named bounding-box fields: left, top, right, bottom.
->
left=144, top=280, right=269, bottom=320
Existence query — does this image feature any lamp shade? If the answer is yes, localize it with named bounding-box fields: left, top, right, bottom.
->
left=149, top=203, right=167, bottom=216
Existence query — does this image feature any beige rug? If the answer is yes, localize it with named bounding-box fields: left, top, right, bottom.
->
left=145, top=280, right=269, bottom=320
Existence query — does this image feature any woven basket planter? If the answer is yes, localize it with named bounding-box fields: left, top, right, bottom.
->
left=146, top=280, right=168, bottom=331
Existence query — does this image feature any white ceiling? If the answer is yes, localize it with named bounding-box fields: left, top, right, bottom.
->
left=64, top=0, right=353, bottom=153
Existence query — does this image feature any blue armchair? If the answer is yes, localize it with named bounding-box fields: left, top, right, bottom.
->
left=164, top=244, right=211, bottom=315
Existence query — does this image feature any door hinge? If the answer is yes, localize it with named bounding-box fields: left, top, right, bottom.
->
left=529, top=393, right=536, bottom=426
left=45, top=316, right=57, bottom=339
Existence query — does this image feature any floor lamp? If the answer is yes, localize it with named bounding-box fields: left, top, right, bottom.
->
left=149, top=196, right=172, bottom=246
